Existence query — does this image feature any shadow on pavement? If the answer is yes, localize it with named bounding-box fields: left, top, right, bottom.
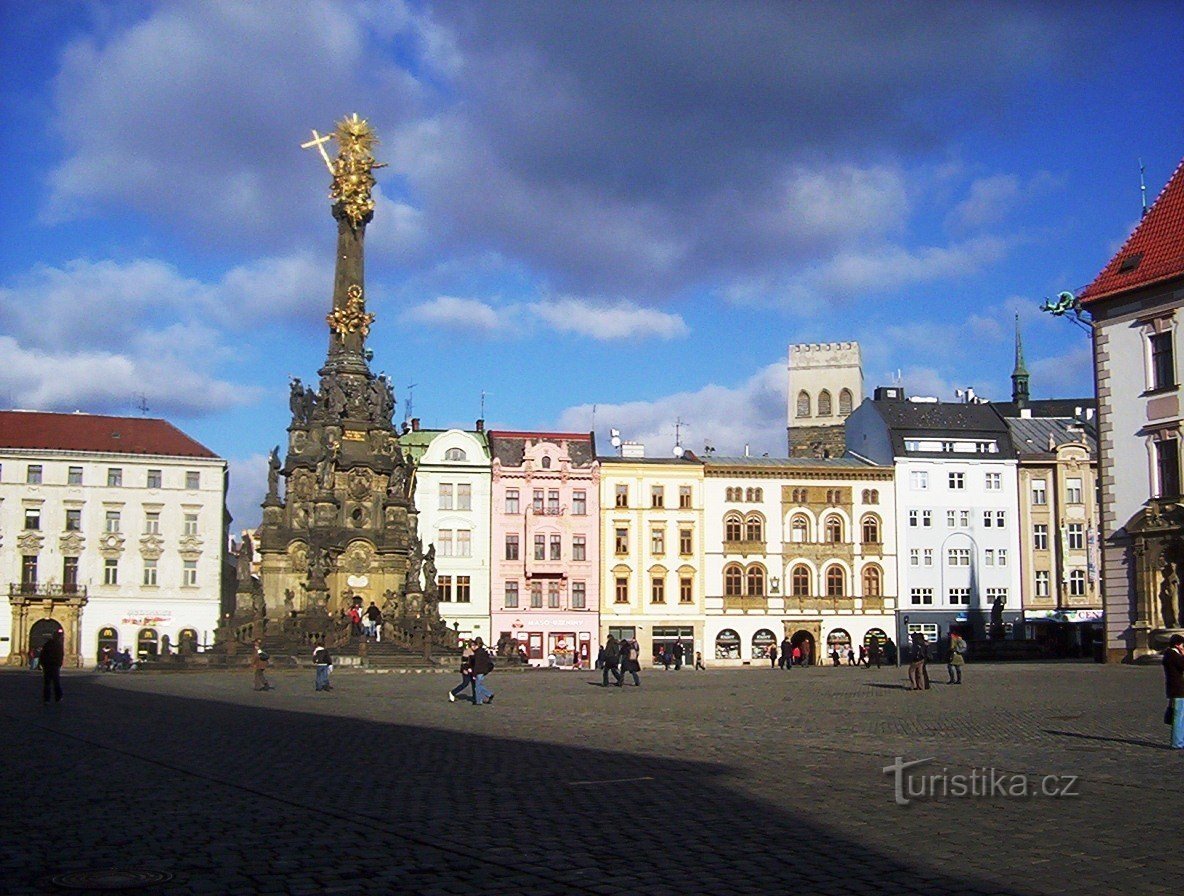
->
left=1042, top=729, right=1169, bottom=750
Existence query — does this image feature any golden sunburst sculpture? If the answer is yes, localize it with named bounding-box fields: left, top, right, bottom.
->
left=328, top=113, right=386, bottom=227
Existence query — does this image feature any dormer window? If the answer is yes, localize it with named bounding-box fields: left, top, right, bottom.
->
left=444, top=447, right=467, bottom=461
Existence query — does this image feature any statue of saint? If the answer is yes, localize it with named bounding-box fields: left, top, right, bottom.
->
left=266, top=446, right=281, bottom=499
left=423, top=545, right=438, bottom=594
left=284, top=588, right=296, bottom=617
left=389, top=463, right=407, bottom=498
left=318, top=440, right=340, bottom=490
left=236, top=533, right=254, bottom=591
left=405, top=534, right=423, bottom=592
left=289, top=379, right=306, bottom=423
left=1161, top=553, right=1179, bottom=628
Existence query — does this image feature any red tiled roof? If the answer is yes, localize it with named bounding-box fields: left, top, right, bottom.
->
left=0, top=411, right=219, bottom=459
left=1080, top=157, right=1184, bottom=305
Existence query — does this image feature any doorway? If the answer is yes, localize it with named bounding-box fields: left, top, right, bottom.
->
left=97, top=626, right=119, bottom=663
left=30, top=618, right=64, bottom=652
left=790, top=629, right=817, bottom=666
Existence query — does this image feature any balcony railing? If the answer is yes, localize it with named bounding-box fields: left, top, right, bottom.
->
left=9, top=583, right=88, bottom=599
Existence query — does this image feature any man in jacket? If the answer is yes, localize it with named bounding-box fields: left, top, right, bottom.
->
left=619, top=638, right=641, bottom=687
left=313, top=640, right=333, bottom=691
left=602, top=635, right=622, bottom=687
left=39, top=630, right=65, bottom=704
left=1164, top=634, right=1184, bottom=749
left=251, top=639, right=272, bottom=691
left=471, top=637, right=495, bottom=705
left=908, top=634, right=929, bottom=691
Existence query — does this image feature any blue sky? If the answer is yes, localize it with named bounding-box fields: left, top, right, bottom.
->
left=1, top=1, right=1181, bottom=528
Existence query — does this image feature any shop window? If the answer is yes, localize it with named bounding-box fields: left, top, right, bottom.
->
left=715, top=628, right=741, bottom=659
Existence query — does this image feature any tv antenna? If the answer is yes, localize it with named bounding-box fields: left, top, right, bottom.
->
left=673, top=416, right=688, bottom=456
left=135, top=394, right=150, bottom=416
left=403, top=382, right=417, bottom=423
left=479, top=390, right=488, bottom=421
left=1140, top=158, right=1148, bottom=218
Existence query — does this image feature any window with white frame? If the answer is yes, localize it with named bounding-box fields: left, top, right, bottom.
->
left=948, top=587, right=971, bottom=605
left=183, top=513, right=198, bottom=536
left=573, top=535, right=586, bottom=562
left=923, top=549, right=933, bottom=567
left=946, top=510, right=956, bottom=527
left=1035, top=570, right=1050, bottom=597
left=24, top=508, right=40, bottom=530
left=65, top=509, right=81, bottom=531
left=922, top=510, right=932, bottom=527
left=909, top=549, right=920, bottom=567
left=548, top=582, right=561, bottom=608
left=144, top=511, right=160, bottom=534
left=910, top=588, right=934, bottom=605
left=439, top=484, right=453, bottom=510
left=1066, top=478, right=1083, bottom=504
left=572, top=490, right=587, bottom=515
left=549, top=534, right=561, bottom=560
left=147, top=469, right=162, bottom=489
left=185, top=471, right=200, bottom=490
left=457, top=529, right=472, bottom=558
left=984, top=549, right=995, bottom=566
left=547, top=490, right=560, bottom=514
left=1034, top=524, right=1048, bottom=550
left=985, top=472, right=1001, bottom=491
left=504, top=581, right=519, bottom=608
left=1067, top=523, right=1084, bottom=551
left=68, top=466, right=83, bottom=485
left=143, top=559, right=158, bottom=586
left=1069, top=569, right=1086, bottom=596
left=651, top=527, right=665, bottom=555
left=948, top=471, right=965, bottom=489
left=506, top=489, right=520, bottom=514
left=27, top=464, right=42, bottom=484
left=531, top=582, right=543, bottom=608
left=572, top=581, right=587, bottom=608
left=1031, top=479, right=1047, bottom=505
left=105, top=510, right=121, bottom=533
left=998, top=549, right=1008, bottom=566
left=910, top=470, right=929, bottom=490
left=438, top=529, right=454, bottom=557
left=107, top=467, right=122, bottom=487
left=947, top=548, right=970, bottom=567
left=505, top=534, right=519, bottom=561
left=986, top=587, right=1007, bottom=604
left=534, top=534, right=546, bottom=560
left=959, top=510, right=970, bottom=527
left=615, top=527, right=629, bottom=554
left=457, top=483, right=472, bottom=511
left=104, top=558, right=119, bottom=585
left=909, top=510, right=919, bottom=527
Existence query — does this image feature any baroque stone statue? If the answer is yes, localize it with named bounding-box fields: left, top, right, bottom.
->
left=1160, top=553, right=1180, bottom=629
left=266, top=446, right=281, bottom=500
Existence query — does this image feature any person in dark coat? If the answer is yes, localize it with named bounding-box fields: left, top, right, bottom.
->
left=602, top=635, right=623, bottom=687
left=471, top=637, right=495, bottom=705
left=673, top=640, right=685, bottom=670
left=39, top=630, right=65, bottom=704
left=1164, top=633, right=1184, bottom=749
left=779, top=636, right=791, bottom=670
left=619, top=637, right=641, bottom=687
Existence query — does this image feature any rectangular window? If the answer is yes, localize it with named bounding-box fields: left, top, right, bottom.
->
left=26, top=464, right=42, bottom=485
left=183, top=513, right=198, bottom=536
left=996, top=511, right=1006, bottom=528
left=679, top=577, right=693, bottom=603
left=1156, top=438, right=1181, bottom=498
left=439, top=483, right=453, bottom=510
left=547, top=582, right=560, bottom=608
left=1069, top=570, right=1086, bottom=596
left=651, top=527, right=665, bottom=555
left=1066, top=478, right=1083, bottom=504
left=572, top=581, right=587, bottom=609
left=1034, top=524, right=1048, bottom=551
left=104, top=558, right=119, bottom=586
left=909, top=510, right=919, bottom=527
left=984, top=549, right=995, bottom=566
left=185, top=471, right=200, bottom=490
left=946, top=510, right=956, bottom=527
left=504, top=581, right=519, bottom=608
left=505, top=489, right=520, bottom=514
left=948, top=471, right=965, bottom=489
left=22, top=555, right=38, bottom=587
left=505, top=534, right=519, bottom=561
left=615, top=527, right=629, bottom=555
left=105, top=510, right=121, bottom=533
left=615, top=484, right=628, bottom=508
left=651, top=577, right=665, bottom=603
left=910, top=587, right=933, bottom=606
left=679, top=485, right=692, bottom=509
left=24, top=508, right=41, bottom=530
left=147, top=469, right=162, bottom=489
left=63, top=557, right=78, bottom=590
left=947, top=548, right=970, bottom=566
left=438, top=529, right=453, bottom=557
left=457, top=483, right=472, bottom=511
left=457, top=529, right=471, bottom=558
left=534, top=534, right=546, bottom=560
left=65, top=509, right=81, bottom=531
left=68, top=466, right=83, bottom=485
left=948, top=587, right=971, bottom=605
left=144, top=511, right=160, bottom=534
left=679, top=527, right=693, bottom=555
left=959, top=510, right=970, bottom=527
left=549, top=534, right=561, bottom=560
left=986, top=587, right=1008, bottom=605
left=530, top=582, right=543, bottom=608
left=1067, top=523, right=1085, bottom=551
left=909, top=549, right=919, bottom=567
left=910, top=470, right=929, bottom=490
left=1031, top=479, right=1047, bottom=505
left=985, top=472, right=1001, bottom=491
left=1151, top=330, right=1175, bottom=390
left=1035, top=570, right=1050, bottom=597
left=532, top=489, right=544, bottom=513
left=922, top=510, right=932, bottom=527
left=183, top=561, right=197, bottom=587
left=651, top=486, right=665, bottom=508
left=107, top=468, right=122, bottom=487
left=999, top=549, right=1008, bottom=566
left=573, top=535, right=586, bottom=562
left=572, top=490, right=587, bottom=515
left=547, top=490, right=560, bottom=514
left=143, top=559, right=158, bottom=586
left=615, top=577, right=629, bottom=603
left=438, top=575, right=453, bottom=602
left=923, top=549, right=933, bottom=567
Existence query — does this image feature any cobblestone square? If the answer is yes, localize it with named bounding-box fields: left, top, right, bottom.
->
left=1, top=661, right=1176, bottom=895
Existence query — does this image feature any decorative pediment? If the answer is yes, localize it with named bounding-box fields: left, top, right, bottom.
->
left=178, top=534, right=203, bottom=560
left=98, top=532, right=125, bottom=558
left=59, top=532, right=86, bottom=556
left=17, top=531, right=45, bottom=554
left=139, top=533, right=165, bottom=560
left=1127, top=499, right=1184, bottom=536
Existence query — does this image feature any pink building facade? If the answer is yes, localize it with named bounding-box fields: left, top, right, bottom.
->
left=488, top=432, right=600, bottom=667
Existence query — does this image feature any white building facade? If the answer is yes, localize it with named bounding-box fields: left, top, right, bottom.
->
left=1, top=412, right=227, bottom=666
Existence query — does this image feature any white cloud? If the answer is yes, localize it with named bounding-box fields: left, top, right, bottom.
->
left=529, top=299, right=688, bottom=340
left=817, top=236, right=1012, bottom=297
left=1030, top=345, right=1094, bottom=398
left=402, top=295, right=507, bottom=333
left=226, top=453, right=269, bottom=530
left=947, top=174, right=1021, bottom=230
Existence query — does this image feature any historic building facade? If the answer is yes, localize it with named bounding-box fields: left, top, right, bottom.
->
left=597, top=455, right=705, bottom=663
left=787, top=342, right=863, bottom=458
left=1080, top=156, right=1184, bottom=662
left=400, top=424, right=492, bottom=642
left=845, top=391, right=1023, bottom=650
left=0, top=411, right=227, bottom=666
left=488, top=432, right=600, bottom=666
left=701, top=457, right=896, bottom=665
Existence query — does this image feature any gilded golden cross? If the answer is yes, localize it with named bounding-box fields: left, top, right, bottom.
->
left=301, top=129, right=335, bottom=173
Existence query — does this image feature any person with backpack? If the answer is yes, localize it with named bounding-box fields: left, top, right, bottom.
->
left=619, top=637, right=641, bottom=687
left=602, top=635, right=623, bottom=687
left=313, top=640, right=333, bottom=691
left=471, top=637, right=495, bottom=705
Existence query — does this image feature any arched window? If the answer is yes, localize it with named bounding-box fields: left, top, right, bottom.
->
left=863, top=564, right=882, bottom=596
left=744, top=513, right=764, bottom=543
left=791, top=564, right=811, bottom=596
left=754, top=488, right=763, bottom=502
left=839, top=388, right=853, bottom=416
left=796, top=391, right=811, bottom=418
left=818, top=390, right=832, bottom=417
left=825, top=515, right=843, bottom=544
left=746, top=565, right=766, bottom=596
left=724, top=564, right=743, bottom=596
left=861, top=514, right=880, bottom=544
left=745, top=487, right=755, bottom=502
left=861, top=489, right=869, bottom=503
left=444, top=447, right=467, bottom=461
left=791, top=514, right=809, bottom=543
left=792, top=488, right=806, bottom=504
left=724, top=513, right=743, bottom=542
left=826, top=566, right=845, bottom=597
left=541, top=456, right=552, bottom=469
left=725, top=487, right=737, bottom=501
left=715, top=628, right=741, bottom=659
left=868, top=489, right=879, bottom=504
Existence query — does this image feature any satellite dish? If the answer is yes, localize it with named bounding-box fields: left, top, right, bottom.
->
left=610, top=428, right=622, bottom=448
left=672, top=445, right=683, bottom=457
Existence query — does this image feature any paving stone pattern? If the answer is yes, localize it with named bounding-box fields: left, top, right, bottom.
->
left=1, top=662, right=1178, bottom=896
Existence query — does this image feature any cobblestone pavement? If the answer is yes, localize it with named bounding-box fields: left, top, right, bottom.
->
left=1, top=661, right=1178, bottom=896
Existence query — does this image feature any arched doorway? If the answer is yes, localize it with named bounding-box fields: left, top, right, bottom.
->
left=790, top=629, right=816, bottom=666
left=178, top=629, right=198, bottom=654
left=97, top=627, right=119, bottom=663
left=752, top=629, right=777, bottom=661
left=137, top=628, right=159, bottom=659
left=827, top=628, right=851, bottom=665
left=863, top=627, right=888, bottom=648
left=30, top=618, right=64, bottom=653
left=715, top=628, right=741, bottom=660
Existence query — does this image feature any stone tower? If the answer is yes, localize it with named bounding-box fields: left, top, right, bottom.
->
left=787, top=342, right=863, bottom=457
left=252, top=115, right=435, bottom=642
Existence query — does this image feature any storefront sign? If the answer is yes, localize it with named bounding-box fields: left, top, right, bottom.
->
left=121, top=611, right=174, bottom=626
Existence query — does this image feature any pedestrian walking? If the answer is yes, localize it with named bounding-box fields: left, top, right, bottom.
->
left=313, top=640, right=333, bottom=691
left=619, top=637, right=641, bottom=687
left=947, top=634, right=966, bottom=684
left=39, top=631, right=64, bottom=704
left=601, top=635, right=623, bottom=686
left=471, top=637, right=495, bottom=705
left=365, top=601, right=382, bottom=640
left=660, top=646, right=672, bottom=671
left=779, top=636, right=791, bottom=670
left=1164, top=633, right=1184, bottom=750
left=694, top=651, right=705, bottom=671
left=768, top=643, right=778, bottom=669
left=868, top=640, right=882, bottom=669
left=449, top=640, right=475, bottom=702
left=846, top=647, right=856, bottom=666
left=252, top=639, right=272, bottom=691
left=830, top=647, right=841, bottom=667
left=908, top=634, right=929, bottom=691
left=673, top=640, right=685, bottom=670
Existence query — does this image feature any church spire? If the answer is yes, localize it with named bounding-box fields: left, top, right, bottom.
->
left=1011, top=313, right=1030, bottom=408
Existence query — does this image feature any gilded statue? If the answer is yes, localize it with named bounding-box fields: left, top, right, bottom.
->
left=302, top=113, right=387, bottom=229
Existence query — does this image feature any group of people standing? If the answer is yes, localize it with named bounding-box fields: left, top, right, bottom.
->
left=907, top=633, right=967, bottom=690
left=447, top=637, right=496, bottom=705
left=599, top=634, right=642, bottom=686
left=768, top=636, right=812, bottom=669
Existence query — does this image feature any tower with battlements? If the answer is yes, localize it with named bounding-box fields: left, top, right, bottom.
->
left=787, top=342, right=863, bottom=458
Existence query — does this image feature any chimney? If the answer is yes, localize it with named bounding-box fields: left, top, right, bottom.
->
left=411, top=417, right=420, bottom=431
left=475, top=418, right=484, bottom=432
